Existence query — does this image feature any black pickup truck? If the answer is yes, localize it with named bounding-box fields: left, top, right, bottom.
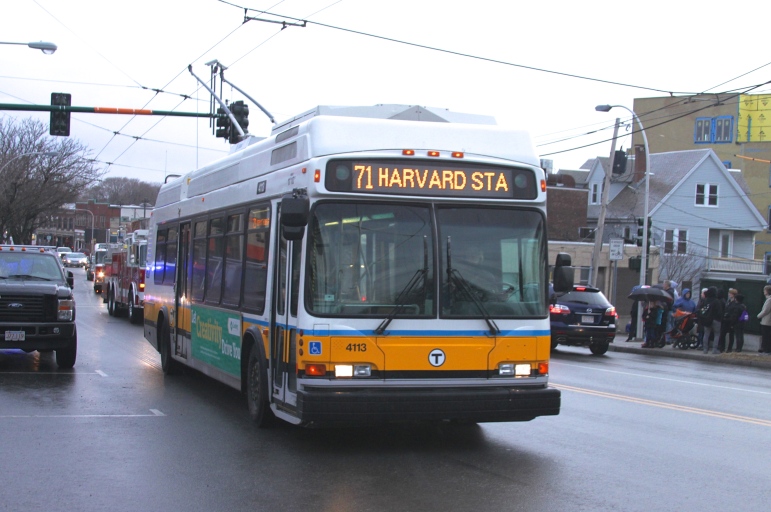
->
left=0, top=246, right=77, bottom=368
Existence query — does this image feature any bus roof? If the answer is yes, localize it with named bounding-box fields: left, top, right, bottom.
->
left=271, top=104, right=497, bottom=133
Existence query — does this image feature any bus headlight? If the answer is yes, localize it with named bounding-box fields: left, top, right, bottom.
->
left=335, top=364, right=371, bottom=377
left=499, top=363, right=531, bottom=376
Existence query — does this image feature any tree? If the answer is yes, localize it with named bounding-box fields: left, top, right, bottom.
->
left=0, top=117, right=104, bottom=245
left=80, top=177, right=161, bottom=206
left=656, top=245, right=705, bottom=288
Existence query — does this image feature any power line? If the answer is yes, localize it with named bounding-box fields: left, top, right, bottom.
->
left=222, top=1, right=698, bottom=96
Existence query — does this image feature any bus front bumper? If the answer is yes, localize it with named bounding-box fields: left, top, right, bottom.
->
left=295, top=385, right=560, bottom=426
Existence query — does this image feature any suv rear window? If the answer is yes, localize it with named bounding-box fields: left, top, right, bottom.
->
left=558, top=290, right=610, bottom=306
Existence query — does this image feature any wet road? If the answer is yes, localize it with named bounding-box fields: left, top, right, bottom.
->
left=1, top=267, right=769, bottom=511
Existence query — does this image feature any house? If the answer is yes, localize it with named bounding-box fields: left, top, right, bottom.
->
left=605, top=148, right=764, bottom=266
left=631, top=93, right=771, bottom=263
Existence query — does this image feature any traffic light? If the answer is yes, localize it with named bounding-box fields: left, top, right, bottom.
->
left=612, top=149, right=627, bottom=175
left=50, top=92, right=71, bottom=136
left=215, top=107, right=231, bottom=140
left=636, top=217, right=652, bottom=251
left=229, top=100, right=249, bottom=144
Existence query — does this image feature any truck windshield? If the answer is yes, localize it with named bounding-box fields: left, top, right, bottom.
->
left=306, top=202, right=546, bottom=319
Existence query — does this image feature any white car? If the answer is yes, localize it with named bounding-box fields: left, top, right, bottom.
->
left=62, top=252, right=89, bottom=268
left=56, top=247, right=72, bottom=260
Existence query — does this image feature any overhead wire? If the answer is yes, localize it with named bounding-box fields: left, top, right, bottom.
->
left=223, top=1, right=697, bottom=96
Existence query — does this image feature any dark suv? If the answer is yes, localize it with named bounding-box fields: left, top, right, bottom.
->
left=0, top=246, right=77, bottom=368
left=549, top=285, right=617, bottom=355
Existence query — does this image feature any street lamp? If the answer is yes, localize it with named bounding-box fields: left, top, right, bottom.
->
left=0, top=150, right=58, bottom=173
left=596, top=104, right=650, bottom=340
left=0, top=41, right=57, bottom=54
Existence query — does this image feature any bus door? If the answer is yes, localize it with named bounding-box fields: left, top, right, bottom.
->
left=271, top=194, right=308, bottom=408
left=173, top=222, right=191, bottom=360
left=270, top=228, right=302, bottom=407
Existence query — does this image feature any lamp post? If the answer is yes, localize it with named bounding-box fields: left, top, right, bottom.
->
left=0, top=150, right=58, bottom=174
left=0, top=41, right=57, bottom=54
left=596, top=104, right=650, bottom=340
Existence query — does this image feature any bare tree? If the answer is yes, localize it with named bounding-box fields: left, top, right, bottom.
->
left=81, top=177, right=160, bottom=206
left=0, top=118, right=104, bottom=244
left=656, top=245, right=705, bottom=287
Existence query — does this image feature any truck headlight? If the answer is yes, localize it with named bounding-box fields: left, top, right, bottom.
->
left=58, top=299, right=74, bottom=321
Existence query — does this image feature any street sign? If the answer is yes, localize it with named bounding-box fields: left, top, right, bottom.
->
left=609, top=238, right=624, bottom=260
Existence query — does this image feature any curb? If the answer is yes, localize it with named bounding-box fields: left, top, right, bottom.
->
left=608, top=337, right=771, bottom=369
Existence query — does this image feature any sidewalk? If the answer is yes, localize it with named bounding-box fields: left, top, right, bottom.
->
left=608, top=331, right=771, bottom=369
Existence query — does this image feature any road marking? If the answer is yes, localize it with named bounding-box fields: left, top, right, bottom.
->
left=552, top=383, right=771, bottom=427
left=551, top=360, right=771, bottom=395
left=95, top=370, right=108, bottom=377
left=0, top=409, right=165, bottom=419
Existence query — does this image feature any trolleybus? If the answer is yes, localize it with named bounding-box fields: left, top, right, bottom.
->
left=143, top=104, right=573, bottom=427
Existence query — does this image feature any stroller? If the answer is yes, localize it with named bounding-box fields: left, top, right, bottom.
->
left=668, top=310, right=699, bottom=349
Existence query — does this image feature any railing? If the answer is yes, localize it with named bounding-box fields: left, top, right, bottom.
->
left=706, top=257, right=765, bottom=274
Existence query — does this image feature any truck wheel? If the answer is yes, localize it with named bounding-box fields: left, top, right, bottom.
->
left=159, top=319, right=179, bottom=375
left=589, top=341, right=609, bottom=356
left=246, top=340, right=275, bottom=428
left=128, top=295, right=142, bottom=324
left=108, top=289, right=116, bottom=316
left=55, top=327, right=77, bottom=369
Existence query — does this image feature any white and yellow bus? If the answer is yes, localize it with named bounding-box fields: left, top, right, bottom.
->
left=143, top=104, right=572, bottom=427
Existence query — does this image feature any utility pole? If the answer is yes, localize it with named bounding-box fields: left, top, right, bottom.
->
left=589, top=118, right=620, bottom=288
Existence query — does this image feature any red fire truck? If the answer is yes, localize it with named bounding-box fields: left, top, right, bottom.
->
left=105, top=229, right=148, bottom=324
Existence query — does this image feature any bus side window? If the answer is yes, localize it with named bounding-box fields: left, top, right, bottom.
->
left=191, top=221, right=207, bottom=302
left=243, top=204, right=270, bottom=313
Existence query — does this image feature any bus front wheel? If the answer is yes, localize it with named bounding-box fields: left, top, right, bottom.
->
left=246, top=341, right=274, bottom=428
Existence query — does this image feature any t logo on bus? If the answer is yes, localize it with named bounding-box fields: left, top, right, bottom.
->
left=428, top=349, right=446, bottom=367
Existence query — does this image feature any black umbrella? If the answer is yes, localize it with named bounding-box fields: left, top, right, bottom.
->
left=628, top=286, right=674, bottom=303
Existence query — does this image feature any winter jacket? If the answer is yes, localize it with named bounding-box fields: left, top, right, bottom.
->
left=758, top=295, right=771, bottom=327
left=673, top=288, right=696, bottom=313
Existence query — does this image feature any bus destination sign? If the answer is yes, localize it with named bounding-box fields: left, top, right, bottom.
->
left=325, top=159, right=537, bottom=199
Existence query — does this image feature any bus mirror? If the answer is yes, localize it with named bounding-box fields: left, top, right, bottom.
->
left=282, top=225, right=305, bottom=241
left=552, top=252, right=573, bottom=293
left=280, top=194, right=309, bottom=228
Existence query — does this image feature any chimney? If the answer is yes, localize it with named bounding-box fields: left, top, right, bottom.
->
left=634, top=144, right=646, bottom=183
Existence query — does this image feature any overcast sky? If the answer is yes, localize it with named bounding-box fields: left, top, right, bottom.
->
left=2, top=0, right=769, bottom=184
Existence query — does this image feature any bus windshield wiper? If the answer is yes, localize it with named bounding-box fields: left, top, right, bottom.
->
left=446, top=236, right=500, bottom=336
left=375, top=236, right=428, bottom=335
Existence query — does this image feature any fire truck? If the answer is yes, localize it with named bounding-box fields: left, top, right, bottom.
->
left=105, top=230, right=148, bottom=324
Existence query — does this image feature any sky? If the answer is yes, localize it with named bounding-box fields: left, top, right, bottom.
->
left=2, top=0, right=770, bottom=185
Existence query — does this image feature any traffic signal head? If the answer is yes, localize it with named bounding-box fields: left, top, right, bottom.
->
left=612, top=150, right=627, bottom=175
left=229, top=100, right=249, bottom=144
left=50, top=92, right=71, bottom=136
left=215, top=107, right=231, bottom=139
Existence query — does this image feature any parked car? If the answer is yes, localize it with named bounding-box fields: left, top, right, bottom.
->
left=0, top=245, right=77, bottom=368
left=549, top=285, right=617, bottom=355
left=62, top=252, right=89, bottom=268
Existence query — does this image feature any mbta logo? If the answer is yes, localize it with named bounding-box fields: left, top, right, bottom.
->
left=428, top=348, right=446, bottom=367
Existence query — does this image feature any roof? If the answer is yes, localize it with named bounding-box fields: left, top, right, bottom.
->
left=607, top=149, right=711, bottom=218
left=554, top=168, right=589, bottom=186
left=606, top=149, right=764, bottom=225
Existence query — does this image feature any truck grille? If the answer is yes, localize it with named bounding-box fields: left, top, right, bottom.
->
left=0, top=294, right=57, bottom=322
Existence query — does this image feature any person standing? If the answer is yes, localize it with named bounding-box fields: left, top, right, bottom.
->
left=729, top=294, right=748, bottom=353
left=698, top=287, right=719, bottom=354
left=695, top=288, right=708, bottom=349
left=722, top=289, right=742, bottom=353
left=718, top=288, right=738, bottom=352
left=661, top=281, right=675, bottom=344
left=757, top=285, right=771, bottom=354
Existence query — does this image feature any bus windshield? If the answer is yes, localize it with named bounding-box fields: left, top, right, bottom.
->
left=307, top=202, right=546, bottom=319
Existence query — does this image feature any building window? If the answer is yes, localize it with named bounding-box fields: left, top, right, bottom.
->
left=696, top=183, right=718, bottom=206
left=664, top=229, right=688, bottom=255
left=694, top=116, right=734, bottom=144
left=590, top=183, right=600, bottom=204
